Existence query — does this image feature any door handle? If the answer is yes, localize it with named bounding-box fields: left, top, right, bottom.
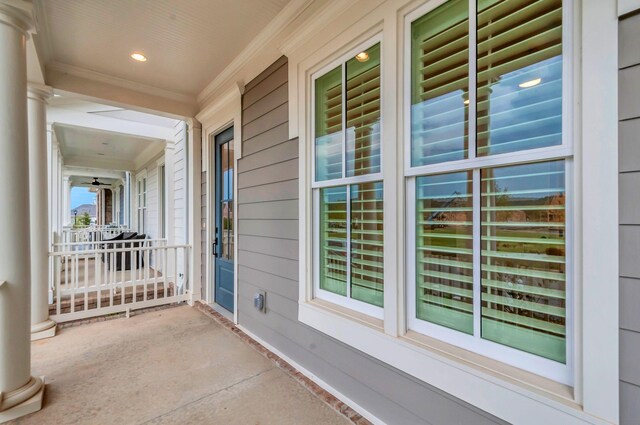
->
left=212, top=237, right=218, bottom=257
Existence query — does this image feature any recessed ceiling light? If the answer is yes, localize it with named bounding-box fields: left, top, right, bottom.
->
left=518, top=78, right=541, bottom=88
left=355, top=52, right=369, bottom=62
left=130, top=52, right=147, bottom=62
left=53, top=93, right=61, bottom=98
left=464, top=99, right=470, bottom=105
left=97, top=153, right=105, bottom=156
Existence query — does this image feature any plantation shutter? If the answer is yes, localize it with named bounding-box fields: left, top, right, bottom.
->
left=320, top=187, right=348, bottom=296
left=476, top=0, right=563, bottom=156
left=411, top=0, right=469, bottom=167
left=315, top=67, right=343, bottom=181
left=416, top=172, right=473, bottom=334
left=481, top=160, right=566, bottom=363
left=350, top=182, right=384, bottom=307
left=345, top=44, right=381, bottom=177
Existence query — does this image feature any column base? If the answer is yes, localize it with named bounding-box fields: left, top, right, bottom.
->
left=31, top=319, right=57, bottom=341
left=0, top=376, right=44, bottom=422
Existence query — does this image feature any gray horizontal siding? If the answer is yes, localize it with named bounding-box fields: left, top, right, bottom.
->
left=619, top=12, right=640, bottom=425
left=237, top=56, right=505, bottom=425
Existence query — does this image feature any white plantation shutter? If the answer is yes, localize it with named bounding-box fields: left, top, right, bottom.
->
left=476, top=0, right=563, bottom=156
left=411, top=0, right=567, bottom=364
left=481, top=161, right=566, bottom=362
left=315, top=42, right=384, bottom=309
left=411, top=0, right=469, bottom=167
left=416, top=172, right=474, bottom=333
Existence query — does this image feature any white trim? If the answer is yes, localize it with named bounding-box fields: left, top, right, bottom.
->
left=237, top=323, right=386, bottom=425
left=47, top=61, right=195, bottom=105
left=619, top=0, right=640, bottom=16
left=579, top=0, right=618, bottom=420
left=299, top=302, right=606, bottom=425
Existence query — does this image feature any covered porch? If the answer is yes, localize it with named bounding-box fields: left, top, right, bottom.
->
left=8, top=305, right=349, bottom=425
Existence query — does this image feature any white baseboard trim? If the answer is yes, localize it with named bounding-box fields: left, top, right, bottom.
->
left=236, top=324, right=386, bottom=425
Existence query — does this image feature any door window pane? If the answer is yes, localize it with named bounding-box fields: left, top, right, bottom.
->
left=346, top=43, right=381, bottom=177
left=320, top=186, right=348, bottom=296
left=481, top=161, right=566, bottom=363
left=476, top=0, right=563, bottom=156
left=315, top=67, right=343, bottom=181
left=350, top=182, right=384, bottom=307
left=416, top=171, right=473, bottom=333
left=411, top=0, right=469, bottom=166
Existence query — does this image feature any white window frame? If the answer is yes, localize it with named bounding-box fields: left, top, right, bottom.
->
left=404, top=0, right=574, bottom=385
left=157, top=160, right=167, bottom=239
left=291, top=0, right=619, bottom=422
left=135, top=171, right=147, bottom=234
left=311, top=33, right=385, bottom=319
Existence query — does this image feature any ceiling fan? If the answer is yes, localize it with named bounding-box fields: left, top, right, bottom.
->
left=89, top=177, right=110, bottom=187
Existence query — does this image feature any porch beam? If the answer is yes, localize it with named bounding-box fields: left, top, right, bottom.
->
left=0, top=2, right=45, bottom=421
left=27, top=83, right=57, bottom=341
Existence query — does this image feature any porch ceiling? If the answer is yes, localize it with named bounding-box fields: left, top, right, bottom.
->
left=54, top=123, right=164, bottom=172
left=36, top=0, right=291, bottom=100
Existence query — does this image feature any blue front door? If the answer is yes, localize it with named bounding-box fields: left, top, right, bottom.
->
left=214, top=127, right=234, bottom=312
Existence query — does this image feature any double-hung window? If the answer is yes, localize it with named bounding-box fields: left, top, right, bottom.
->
left=406, top=0, right=571, bottom=383
left=313, top=40, right=384, bottom=318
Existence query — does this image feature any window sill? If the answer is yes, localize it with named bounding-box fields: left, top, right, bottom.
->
left=299, top=300, right=605, bottom=425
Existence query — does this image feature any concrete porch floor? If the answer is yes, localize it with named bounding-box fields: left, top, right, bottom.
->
left=8, top=305, right=349, bottom=425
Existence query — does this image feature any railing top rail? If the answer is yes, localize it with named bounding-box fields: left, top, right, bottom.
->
left=49, top=244, right=191, bottom=256
left=52, top=238, right=169, bottom=246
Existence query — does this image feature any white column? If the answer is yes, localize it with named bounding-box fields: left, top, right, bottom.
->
left=63, top=176, right=71, bottom=226
left=0, top=2, right=45, bottom=421
left=28, top=84, right=56, bottom=341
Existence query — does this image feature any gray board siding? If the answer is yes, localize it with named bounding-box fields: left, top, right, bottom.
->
left=619, top=12, right=640, bottom=425
left=235, top=55, right=506, bottom=425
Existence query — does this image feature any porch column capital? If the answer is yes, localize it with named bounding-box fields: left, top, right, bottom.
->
left=0, top=1, right=32, bottom=36
left=27, top=83, right=53, bottom=104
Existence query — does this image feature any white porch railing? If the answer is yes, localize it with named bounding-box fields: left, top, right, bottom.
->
left=49, top=238, right=190, bottom=322
left=61, top=225, right=130, bottom=244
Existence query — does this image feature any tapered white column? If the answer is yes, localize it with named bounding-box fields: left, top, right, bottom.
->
left=28, top=84, right=56, bottom=341
left=0, top=2, right=45, bottom=421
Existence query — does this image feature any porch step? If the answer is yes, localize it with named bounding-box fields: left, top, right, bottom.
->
left=49, top=283, right=175, bottom=315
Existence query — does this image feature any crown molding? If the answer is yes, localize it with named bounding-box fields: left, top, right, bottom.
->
left=196, top=0, right=314, bottom=107
left=279, top=0, right=354, bottom=57
left=32, top=0, right=54, bottom=64
left=47, top=61, right=197, bottom=105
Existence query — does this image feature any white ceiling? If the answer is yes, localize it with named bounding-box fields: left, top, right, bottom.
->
left=39, top=0, right=291, bottom=98
left=55, top=123, right=164, bottom=171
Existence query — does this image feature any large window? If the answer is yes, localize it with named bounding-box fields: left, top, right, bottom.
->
left=313, top=41, right=384, bottom=317
left=299, top=0, right=620, bottom=420
left=407, top=0, right=570, bottom=381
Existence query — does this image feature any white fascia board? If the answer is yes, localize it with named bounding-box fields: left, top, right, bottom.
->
left=47, top=107, right=174, bottom=141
